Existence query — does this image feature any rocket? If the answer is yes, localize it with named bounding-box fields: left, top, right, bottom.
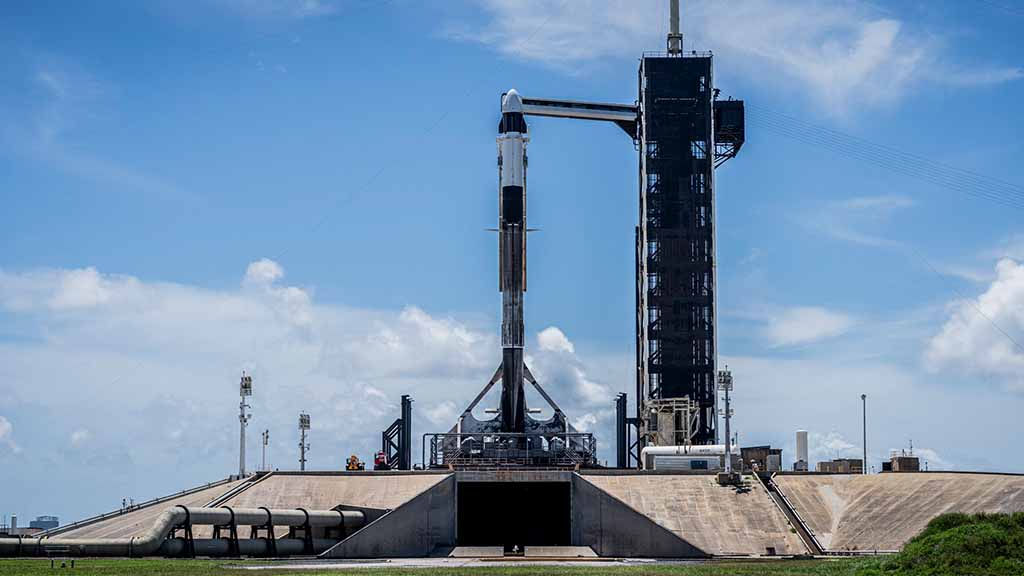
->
left=497, top=89, right=528, bottom=433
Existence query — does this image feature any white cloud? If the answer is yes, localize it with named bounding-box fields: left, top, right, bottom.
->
left=424, top=400, right=458, bottom=427
left=912, top=447, right=953, bottom=471
left=722, top=353, right=1024, bottom=474
left=804, top=193, right=915, bottom=249
left=763, top=306, right=855, bottom=348
left=810, top=431, right=858, bottom=461
left=840, top=195, right=915, bottom=212
left=537, top=326, right=574, bottom=354
left=572, top=412, right=597, bottom=432
left=70, top=428, right=92, bottom=448
left=0, top=417, right=21, bottom=454
left=0, top=261, right=632, bottom=521
left=50, top=267, right=115, bottom=310
left=8, top=59, right=190, bottom=201
left=447, top=0, right=1020, bottom=114
left=244, top=258, right=284, bottom=286
left=926, top=258, right=1024, bottom=390
left=529, top=327, right=612, bottom=407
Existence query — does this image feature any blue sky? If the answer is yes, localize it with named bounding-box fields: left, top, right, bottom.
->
left=2, top=0, right=1024, bottom=523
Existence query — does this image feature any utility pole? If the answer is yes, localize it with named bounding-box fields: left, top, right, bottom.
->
left=238, top=372, right=252, bottom=477
left=261, top=429, right=269, bottom=472
left=717, top=368, right=735, bottom=482
left=861, top=393, right=867, bottom=475
left=299, top=413, right=310, bottom=472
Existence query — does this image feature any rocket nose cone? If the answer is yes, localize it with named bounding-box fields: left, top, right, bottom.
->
left=502, top=89, right=523, bottom=113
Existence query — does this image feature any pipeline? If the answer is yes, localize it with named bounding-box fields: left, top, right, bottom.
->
left=0, top=506, right=365, bottom=558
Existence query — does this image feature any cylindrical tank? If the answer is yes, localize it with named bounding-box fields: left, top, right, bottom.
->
left=796, top=430, right=809, bottom=466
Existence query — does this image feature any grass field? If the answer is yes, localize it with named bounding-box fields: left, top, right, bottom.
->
left=0, top=558, right=883, bottom=576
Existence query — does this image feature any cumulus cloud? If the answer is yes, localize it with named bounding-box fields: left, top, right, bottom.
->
left=445, top=0, right=1021, bottom=114
left=0, top=261, right=633, bottom=519
left=529, top=327, right=612, bottom=406
left=0, top=417, right=21, bottom=454
left=244, top=258, right=284, bottom=286
left=809, top=431, right=858, bottom=461
left=763, top=306, right=855, bottom=348
left=537, top=326, right=575, bottom=354
left=926, top=258, right=1024, bottom=390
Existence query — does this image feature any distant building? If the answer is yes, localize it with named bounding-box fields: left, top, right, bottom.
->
left=741, top=445, right=783, bottom=472
left=29, top=516, right=59, bottom=530
left=816, top=458, right=864, bottom=474
left=884, top=449, right=921, bottom=473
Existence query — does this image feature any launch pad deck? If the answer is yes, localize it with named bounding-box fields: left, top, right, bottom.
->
left=39, top=470, right=1024, bottom=558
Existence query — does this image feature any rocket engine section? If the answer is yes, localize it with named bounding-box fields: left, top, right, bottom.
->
left=498, top=89, right=528, bottom=433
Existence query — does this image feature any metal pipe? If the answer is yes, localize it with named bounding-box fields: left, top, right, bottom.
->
left=0, top=506, right=364, bottom=558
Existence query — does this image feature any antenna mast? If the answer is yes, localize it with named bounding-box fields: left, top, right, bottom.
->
left=667, top=0, right=683, bottom=55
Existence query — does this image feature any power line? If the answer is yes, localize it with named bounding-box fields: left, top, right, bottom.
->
left=908, top=245, right=1024, bottom=356
left=741, top=102, right=1024, bottom=357
left=744, top=103, right=1024, bottom=211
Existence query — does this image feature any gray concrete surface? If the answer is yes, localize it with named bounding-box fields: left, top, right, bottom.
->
left=579, top=473, right=806, bottom=556
left=320, top=475, right=455, bottom=558
left=773, top=472, right=1024, bottom=551
left=221, top=473, right=448, bottom=511
left=51, top=479, right=246, bottom=539
left=572, top=474, right=702, bottom=557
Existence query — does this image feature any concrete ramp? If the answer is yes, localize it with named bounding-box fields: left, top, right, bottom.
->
left=320, top=475, right=455, bottom=558
left=773, top=472, right=1024, bottom=552
left=218, top=472, right=448, bottom=511
left=573, top=474, right=703, bottom=557
left=578, top=473, right=806, bottom=556
left=46, top=478, right=246, bottom=539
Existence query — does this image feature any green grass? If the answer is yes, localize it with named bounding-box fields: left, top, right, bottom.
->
left=860, top=512, right=1024, bottom=576
left=0, top=557, right=880, bottom=576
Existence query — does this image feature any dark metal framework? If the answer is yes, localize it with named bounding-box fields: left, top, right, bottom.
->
left=381, top=395, right=412, bottom=470
left=615, top=393, right=640, bottom=468
left=636, top=53, right=744, bottom=449
left=424, top=432, right=596, bottom=469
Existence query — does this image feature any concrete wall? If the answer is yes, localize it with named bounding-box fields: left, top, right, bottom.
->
left=774, top=472, right=1024, bottom=552
left=572, top=474, right=704, bottom=557
left=580, top=473, right=806, bottom=556
left=320, top=475, right=455, bottom=558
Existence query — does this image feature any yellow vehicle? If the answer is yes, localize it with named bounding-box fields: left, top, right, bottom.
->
left=345, top=454, right=365, bottom=471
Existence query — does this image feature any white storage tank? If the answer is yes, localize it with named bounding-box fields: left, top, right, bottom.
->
left=795, top=430, right=809, bottom=471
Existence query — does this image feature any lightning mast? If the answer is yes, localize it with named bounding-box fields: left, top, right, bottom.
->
left=298, top=413, right=310, bottom=471
left=238, top=372, right=252, bottom=477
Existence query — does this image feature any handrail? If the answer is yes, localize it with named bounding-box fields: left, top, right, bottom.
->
left=36, top=477, right=236, bottom=538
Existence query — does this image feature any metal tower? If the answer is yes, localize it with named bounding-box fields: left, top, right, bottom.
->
left=298, top=412, right=310, bottom=472
left=473, top=0, right=744, bottom=465
left=238, top=372, right=252, bottom=477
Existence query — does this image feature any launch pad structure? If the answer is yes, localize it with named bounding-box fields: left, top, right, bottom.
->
left=421, top=0, right=745, bottom=470
left=7, top=0, right=1024, bottom=565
